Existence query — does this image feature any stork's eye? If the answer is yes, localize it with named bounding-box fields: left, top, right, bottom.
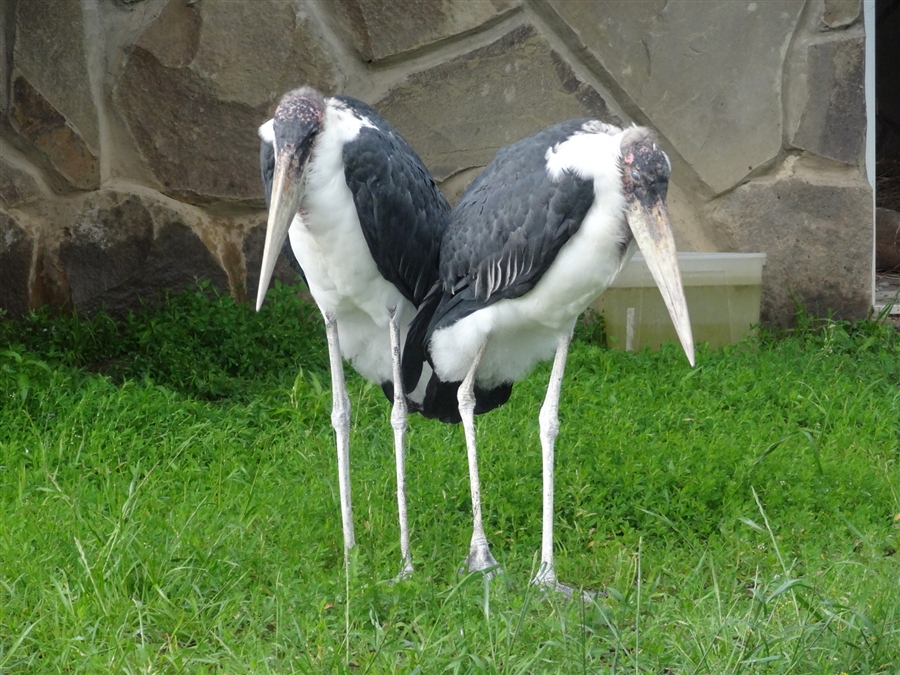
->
left=631, top=170, right=640, bottom=181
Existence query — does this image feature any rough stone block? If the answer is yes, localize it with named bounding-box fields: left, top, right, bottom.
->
left=377, top=24, right=619, bottom=183
left=131, top=0, right=201, bottom=70
left=192, top=1, right=339, bottom=107
left=0, top=0, right=13, bottom=115
left=823, top=0, right=861, bottom=29
left=113, top=0, right=339, bottom=205
left=792, top=36, right=866, bottom=165
left=0, top=155, right=42, bottom=208
left=0, top=208, right=34, bottom=317
left=59, top=191, right=155, bottom=309
left=115, top=49, right=266, bottom=205
left=876, top=208, right=900, bottom=272
left=102, top=217, right=230, bottom=313
left=9, top=75, right=100, bottom=192
left=547, top=0, right=802, bottom=194
left=58, top=190, right=228, bottom=315
left=7, top=0, right=100, bottom=191
left=12, top=0, right=99, bottom=151
left=331, top=0, right=519, bottom=62
left=710, top=166, right=872, bottom=325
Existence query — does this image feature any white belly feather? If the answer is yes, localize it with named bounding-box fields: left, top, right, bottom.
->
left=288, top=103, right=415, bottom=386
left=429, top=204, right=633, bottom=388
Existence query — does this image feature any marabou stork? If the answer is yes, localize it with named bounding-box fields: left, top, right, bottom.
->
left=403, top=120, right=695, bottom=594
left=256, top=86, right=450, bottom=578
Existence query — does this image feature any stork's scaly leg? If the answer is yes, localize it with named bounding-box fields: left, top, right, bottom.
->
left=459, top=341, right=499, bottom=575
left=389, top=308, right=414, bottom=580
left=324, top=312, right=355, bottom=556
left=531, top=332, right=576, bottom=596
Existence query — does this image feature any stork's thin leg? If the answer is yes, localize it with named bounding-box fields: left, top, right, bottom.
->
left=324, top=312, right=355, bottom=556
left=459, top=341, right=500, bottom=575
left=389, top=308, right=414, bottom=581
left=531, top=332, right=574, bottom=595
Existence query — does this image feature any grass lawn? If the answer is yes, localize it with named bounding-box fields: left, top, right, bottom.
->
left=1, top=285, right=899, bottom=673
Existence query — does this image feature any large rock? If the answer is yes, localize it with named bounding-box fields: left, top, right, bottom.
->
left=117, top=217, right=230, bottom=311
left=113, top=0, right=340, bottom=206
left=114, top=49, right=266, bottom=206
left=191, top=1, right=340, bottom=108
left=58, top=191, right=154, bottom=310
left=876, top=208, right=900, bottom=273
left=0, top=208, right=35, bottom=317
left=710, top=161, right=872, bottom=325
left=0, top=0, right=13, bottom=115
left=0, top=154, right=43, bottom=208
left=792, top=36, right=866, bottom=165
left=546, top=1, right=803, bottom=194
left=8, top=76, right=101, bottom=194
left=877, top=0, right=900, bottom=133
left=665, top=181, right=728, bottom=253
left=377, top=24, right=620, bottom=183
left=7, top=0, right=100, bottom=192
left=331, top=0, right=519, bottom=62
left=822, top=0, right=861, bottom=29
left=57, top=190, right=229, bottom=315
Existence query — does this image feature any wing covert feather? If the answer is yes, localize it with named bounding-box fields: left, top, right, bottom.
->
left=428, top=119, right=599, bottom=332
left=342, top=125, right=449, bottom=307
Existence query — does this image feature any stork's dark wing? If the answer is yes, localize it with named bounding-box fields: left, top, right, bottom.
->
left=339, top=98, right=450, bottom=307
left=431, top=120, right=596, bottom=331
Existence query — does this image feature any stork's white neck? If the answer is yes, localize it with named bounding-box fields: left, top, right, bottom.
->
left=544, top=124, right=624, bottom=188
left=258, top=118, right=274, bottom=143
left=322, top=99, right=377, bottom=144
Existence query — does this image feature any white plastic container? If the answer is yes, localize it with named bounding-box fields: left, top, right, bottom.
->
left=593, top=252, right=767, bottom=351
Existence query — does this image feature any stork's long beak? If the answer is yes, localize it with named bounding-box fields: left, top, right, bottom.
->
left=256, top=153, right=304, bottom=311
left=625, top=198, right=695, bottom=366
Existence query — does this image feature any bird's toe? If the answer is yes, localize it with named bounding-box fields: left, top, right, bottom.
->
left=463, top=544, right=502, bottom=579
left=531, top=575, right=598, bottom=601
left=388, top=558, right=414, bottom=585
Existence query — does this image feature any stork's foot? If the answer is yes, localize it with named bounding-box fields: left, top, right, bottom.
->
left=464, top=542, right=502, bottom=579
left=531, top=566, right=597, bottom=601
left=389, top=557, right=414, bottom=585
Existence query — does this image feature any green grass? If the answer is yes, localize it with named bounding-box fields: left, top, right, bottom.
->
left=1, top=285, right=899, bottom=673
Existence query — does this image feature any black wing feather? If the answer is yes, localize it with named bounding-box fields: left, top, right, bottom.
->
left=339, top=97, right=450, bottom=307
left=430, top=120, right=596, bottom=332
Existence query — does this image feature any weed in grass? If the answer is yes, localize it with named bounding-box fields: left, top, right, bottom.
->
left=1, top=289, right=898, bottom=672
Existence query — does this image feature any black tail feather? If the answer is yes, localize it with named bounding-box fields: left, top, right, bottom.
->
left=419, top=373, right=513, bottom=424
left=402, top=285, right=441, bottom=395
left=475, top=381, right=514, bottom=416
left=422, top=372, right=462, bottom=423
left=402, top=284, right=515, bottom=424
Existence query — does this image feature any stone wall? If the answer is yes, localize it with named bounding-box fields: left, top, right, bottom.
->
left=0, top=0, right=872, bottom=325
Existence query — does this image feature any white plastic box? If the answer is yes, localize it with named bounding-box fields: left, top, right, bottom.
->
left=592, top=252, right=767, bottom=351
